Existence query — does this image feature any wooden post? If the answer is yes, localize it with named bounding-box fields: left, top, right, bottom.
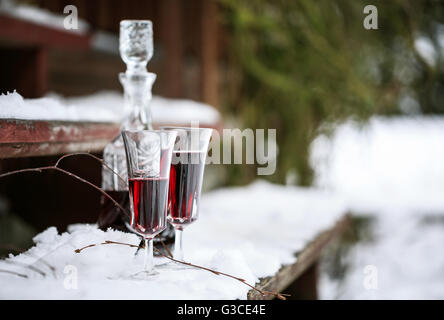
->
left=159, top=0, right=184, bottom=98
left=200, top=0, right=219, bottom=107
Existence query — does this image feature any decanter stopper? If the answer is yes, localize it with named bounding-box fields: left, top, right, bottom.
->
left=119, top=20, right=153, bottom=74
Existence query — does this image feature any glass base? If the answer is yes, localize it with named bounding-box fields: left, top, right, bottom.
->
left=155, top=259, right=195, bottom=271
left=129, top=269, right=159, bottom=279
left=106, top=268, right=159, bottom=281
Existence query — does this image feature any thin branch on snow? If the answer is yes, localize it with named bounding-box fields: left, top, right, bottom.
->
left=0, top=244, right=56, bottom=277
left=2, top=260, right=46, bottom=277
left=0, top=269, right=28, bottom=278
left=75, top=240, right=288, bottom=300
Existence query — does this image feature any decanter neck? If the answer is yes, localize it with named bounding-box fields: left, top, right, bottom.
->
left=119, top=72, right=157, bottom=130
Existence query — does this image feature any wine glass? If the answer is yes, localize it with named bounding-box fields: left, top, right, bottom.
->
left=161, top=127, right=213, bottom=261
left=121, top=129, right=177, bottom=275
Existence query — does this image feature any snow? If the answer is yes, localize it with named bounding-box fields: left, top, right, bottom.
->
left=310, top=116, right=444, bottom=213
left=0, top=91, right=220, bottom=125
left=0, top=91, right=118, bottom=123
left=311, top=116, right=444, bottom=299
left=414, top=36, right=437, bottom=68
left=91, top=31, right=119, bottom=54
left=0, top=181, right=346, bottom=299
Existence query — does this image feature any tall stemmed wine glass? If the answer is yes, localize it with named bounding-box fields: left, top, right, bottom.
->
left=161, top=127, right=213, bottom=261
left=122, top=130, right=177, bottom=274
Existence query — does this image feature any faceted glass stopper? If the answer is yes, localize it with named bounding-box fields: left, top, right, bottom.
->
left=119, top=20, right=153, bottom=73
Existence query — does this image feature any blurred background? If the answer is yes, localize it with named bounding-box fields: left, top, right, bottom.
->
left=1, top=0, right=444, bottom=299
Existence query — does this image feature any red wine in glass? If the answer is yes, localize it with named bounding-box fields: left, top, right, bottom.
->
left=98, top=146, right=176, bottom=254
left=168, top=151, right=205, bottom=228
left=98, top=190, right=175, bottom=251
left=128, top=177, right=169, bottom=236
left=122, top=129, right=177, bottom=275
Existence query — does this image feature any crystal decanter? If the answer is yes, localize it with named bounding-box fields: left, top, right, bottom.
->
left=98, top=20, right=175, bottom=251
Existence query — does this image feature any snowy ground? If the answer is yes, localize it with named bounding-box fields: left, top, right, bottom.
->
left=0, top=181, right=345, bottom=299
left=311, top=116, right=444, bottom=299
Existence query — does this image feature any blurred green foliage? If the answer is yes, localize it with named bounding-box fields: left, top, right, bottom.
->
left=219, top=0, right=444, bottom=185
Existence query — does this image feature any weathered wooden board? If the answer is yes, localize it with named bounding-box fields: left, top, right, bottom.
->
left=0, top=13, right=91, bottom=49
left=248, top=214, right=350, bottom=300
left=0, top=119, right=120, bottom=158
left=0, top=119, right=222, bottom=158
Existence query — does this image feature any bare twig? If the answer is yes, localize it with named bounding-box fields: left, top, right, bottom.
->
left=2, top=260, right=46, bottom=277
left=0, top=244, right=56, bottom=277
left=74, top=240, right=288, bottom=300
left=74, top=244, right=101, bottom=253
left=159, top=239, right=173, bottom=258
left=55, top=152, right=128, bottom=187
left=0, top=156, right=130, bottom=218
left=0, top=269, right=28, bottom=278
left=33, top=258, right=56, bottom=278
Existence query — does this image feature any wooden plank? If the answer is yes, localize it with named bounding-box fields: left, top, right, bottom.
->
left=0, top=119, right=120, bottom=158
left=0, top=13, right=91, bottom=49
left=284, top=262, right=319, bottom=299
left=0, top=119, right=119, bottom=144
left=47, top=48, right=123, bottom=97
left=248, top=214, right=350, bottom=300
left=0, top=119, right=222, bottom=158
left=0, top=140, right=112, bottom=159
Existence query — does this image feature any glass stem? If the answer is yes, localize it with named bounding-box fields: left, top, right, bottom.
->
left=144, top=238, right=154, bottom=272
left=174, top=228, right=184, bottom=261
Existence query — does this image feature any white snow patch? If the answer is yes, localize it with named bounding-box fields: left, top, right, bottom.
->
left=311, top=116, right=444, bottom=299
left=311, top=116, right=444, bottom=214
left=414, top=36, right=437, bottom=67
left=0, top=91, right=220, bottom=125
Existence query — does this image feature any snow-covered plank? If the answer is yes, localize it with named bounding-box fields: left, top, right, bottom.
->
left=248, top=215, right=350, bottom=299
left=0, top=181, right=347, bottom=299
left=0, top=91, right=221, bottom=158
left=0, top=91, right=221, bottom=125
